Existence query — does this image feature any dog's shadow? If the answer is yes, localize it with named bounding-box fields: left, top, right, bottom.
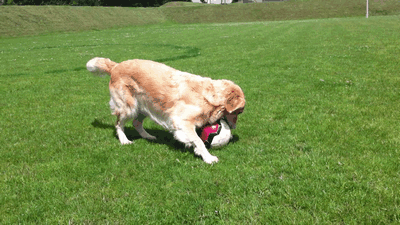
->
left=91, top=119, right=239, bottom=152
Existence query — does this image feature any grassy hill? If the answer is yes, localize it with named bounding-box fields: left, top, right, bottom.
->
left=1, top=0, right=400, bottom=36
left=0, top=6, right=166, bottom=37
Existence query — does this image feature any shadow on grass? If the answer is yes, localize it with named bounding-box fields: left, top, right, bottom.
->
left=92, top=119, right=187, bottom=152
left=91, top=119, right=240, bottom=154
left=147, top=44, right=201, bottom=63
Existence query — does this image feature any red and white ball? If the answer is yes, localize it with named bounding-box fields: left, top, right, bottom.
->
left=200, top=119, right=232, bottom=148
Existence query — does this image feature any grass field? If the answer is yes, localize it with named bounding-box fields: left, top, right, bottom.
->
left=1, top=13, right=400, bottom=223
left=1, top=0, right=400, bottom=37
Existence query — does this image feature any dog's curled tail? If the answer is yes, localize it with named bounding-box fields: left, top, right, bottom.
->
left=86, top=57, right=118, bottom=76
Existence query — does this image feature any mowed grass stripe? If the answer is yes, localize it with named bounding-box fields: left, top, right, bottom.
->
left=1, top=15, right=400, bottom=223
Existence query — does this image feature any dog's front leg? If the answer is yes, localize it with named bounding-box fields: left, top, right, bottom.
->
left=195, top=140, right=219, bottom=164
left=174, top=127, right=219, bottom=164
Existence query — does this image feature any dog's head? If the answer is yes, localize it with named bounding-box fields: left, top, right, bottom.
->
left=209, top=81, right=245, bottom=129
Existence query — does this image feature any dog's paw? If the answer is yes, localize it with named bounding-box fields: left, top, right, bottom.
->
left=203, top=155, right=219, bottom=164
left=120, top=139, right=133, bottom=145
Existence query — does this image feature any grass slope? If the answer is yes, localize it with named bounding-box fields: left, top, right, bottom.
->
left=1, top=0, right=400, bottom=37
left=1, top=15, right=400, bottom=223
left=0, top=6, right=166, bottom=37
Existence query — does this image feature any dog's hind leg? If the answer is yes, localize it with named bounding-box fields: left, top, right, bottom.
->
left=115, top=114, right=133, bottom=145
left=133, top=114, right=156, bottom=140
left=110, top=87, right=139, bottom=145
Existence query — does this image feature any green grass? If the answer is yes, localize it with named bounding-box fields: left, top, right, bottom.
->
left=0, top=6, right=167, bottom=37
left=1, top=15, right=400, bottom=223
left=1, top=0, right=400, bottom=37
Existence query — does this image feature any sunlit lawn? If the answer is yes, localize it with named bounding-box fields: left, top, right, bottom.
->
left=1, top=15, right=400, bottom=223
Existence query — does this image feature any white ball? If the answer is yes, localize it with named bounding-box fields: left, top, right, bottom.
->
left=201, top=119, right=232, bottom=148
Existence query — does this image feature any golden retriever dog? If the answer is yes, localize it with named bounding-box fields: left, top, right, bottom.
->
left=86, top=57, right=245, bottom=164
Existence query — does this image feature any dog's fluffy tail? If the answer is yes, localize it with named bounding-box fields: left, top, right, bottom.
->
left=86, top=57, right=118, bottom=76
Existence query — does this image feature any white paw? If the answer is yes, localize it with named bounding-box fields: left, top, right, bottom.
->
left=203, top=155, right=219, bottom=164
left=120, top=139, right=133, bottom=145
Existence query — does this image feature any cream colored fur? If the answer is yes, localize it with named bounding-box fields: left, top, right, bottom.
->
left=86, top=57, right=245, bottom=164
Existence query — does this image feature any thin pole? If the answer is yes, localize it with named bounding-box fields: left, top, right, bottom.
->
left=366, top=0, right=369, bottom=18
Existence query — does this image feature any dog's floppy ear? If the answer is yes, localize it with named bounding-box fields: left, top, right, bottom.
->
left=201, top=80, right=227, bottom=124
left=225, top=87, right=246, bottom=114
left=202, top=79, right=245, bottom=123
